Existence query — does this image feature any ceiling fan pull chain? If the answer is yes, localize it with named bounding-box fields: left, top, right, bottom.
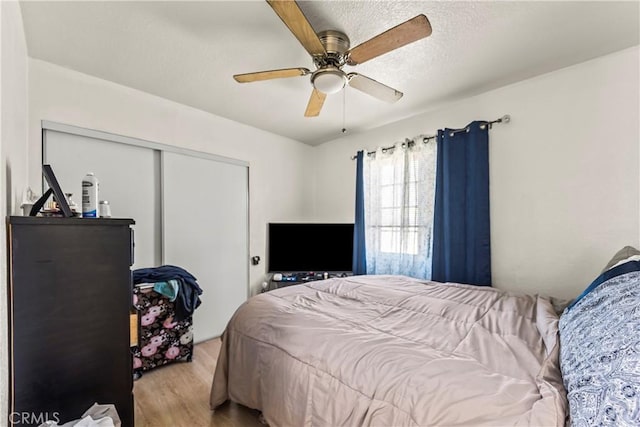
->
left=342, top=89, right=347, bottom=134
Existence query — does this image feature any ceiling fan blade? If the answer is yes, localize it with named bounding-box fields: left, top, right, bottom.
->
left=266, top=0, right=326, bottom=57
left=304, top=88, right=326, bottom=117
left=347, top=73, right=403, bottom=103
left=347, top=14, right=432, bottom=66
left=234, top=67, right=310, bottom=83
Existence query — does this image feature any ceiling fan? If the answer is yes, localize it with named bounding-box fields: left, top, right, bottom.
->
left=233, top=0, right=432, bottom=117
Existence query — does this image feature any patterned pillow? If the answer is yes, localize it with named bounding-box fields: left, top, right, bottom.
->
left=559, top=261, right=640, bottom=426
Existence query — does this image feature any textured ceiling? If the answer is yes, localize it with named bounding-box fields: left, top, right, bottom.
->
left=20, top=1, right=640, bottom=146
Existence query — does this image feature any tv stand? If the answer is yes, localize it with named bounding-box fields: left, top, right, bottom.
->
left=266, top=271, right=351, bottom=292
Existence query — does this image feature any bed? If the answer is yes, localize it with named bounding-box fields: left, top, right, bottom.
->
left=210, top=251, right=640, bottom=426
left=210, top=275, right=567, bottom=425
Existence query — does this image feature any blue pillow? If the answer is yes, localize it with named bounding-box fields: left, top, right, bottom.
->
left=559, top=260, right=640, bottom=426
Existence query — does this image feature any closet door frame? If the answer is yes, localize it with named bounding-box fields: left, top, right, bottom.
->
left=41, top=120, right=251, bottom=305
left=42, top=120, right=248, bottom=167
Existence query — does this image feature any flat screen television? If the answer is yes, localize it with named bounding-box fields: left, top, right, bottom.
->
left=268, top=223, right=354, bottom=272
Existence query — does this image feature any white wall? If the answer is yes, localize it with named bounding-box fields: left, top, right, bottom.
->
left=0, top=1, right=29, bottom=423
left=28, top=59, right=315, bottom=296
left=1, top=2, right=28, bottom=214
left=312, top=47, right=640, bottom=301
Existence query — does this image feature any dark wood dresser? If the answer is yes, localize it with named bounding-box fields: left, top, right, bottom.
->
left=7, top=216, right=135, bottom=426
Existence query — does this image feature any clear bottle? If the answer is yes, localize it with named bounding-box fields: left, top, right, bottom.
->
left=82, top=173, right=99, bottom=218
left=99, top=200, right=112, bottom=218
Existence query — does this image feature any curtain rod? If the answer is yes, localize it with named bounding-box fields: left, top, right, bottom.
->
left=350, top=114, right=511, bottom=160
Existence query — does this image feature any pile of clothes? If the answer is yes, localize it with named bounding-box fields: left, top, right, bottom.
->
left=133, top=265, right=203, bottom=321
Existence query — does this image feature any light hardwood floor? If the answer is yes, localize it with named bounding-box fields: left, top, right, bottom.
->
left=133, top=338, right=262, bottom=426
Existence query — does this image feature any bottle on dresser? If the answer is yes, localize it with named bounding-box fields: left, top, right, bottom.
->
left=82, top=172, right=99, bottom=218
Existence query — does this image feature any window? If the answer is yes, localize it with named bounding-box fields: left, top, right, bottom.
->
left=363, top=143, right=436, bottom=279
left=378, top=163, right=424, bottom=255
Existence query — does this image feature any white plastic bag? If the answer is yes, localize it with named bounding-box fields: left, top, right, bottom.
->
left=39, top=403, right=121, bottom=427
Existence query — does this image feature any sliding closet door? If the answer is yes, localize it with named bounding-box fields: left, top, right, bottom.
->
left=44, top=123, right=249, bottom=341
left=162, top=152, right=248, bottom=342
left=44, top=129, right=161, bottom=268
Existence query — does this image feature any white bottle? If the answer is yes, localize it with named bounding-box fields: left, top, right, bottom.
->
left=82, top=173, right=99, bottom=218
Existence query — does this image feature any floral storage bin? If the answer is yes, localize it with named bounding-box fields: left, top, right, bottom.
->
left=132, top=285, right=193, bottom=375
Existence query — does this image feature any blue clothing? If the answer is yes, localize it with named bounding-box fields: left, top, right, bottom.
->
left=133, top=265, right=203, bottom=321
left=153, top=279, right=180, bottom=302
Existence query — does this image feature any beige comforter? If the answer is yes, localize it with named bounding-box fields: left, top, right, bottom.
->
left=210, top=275, right=567, bottom=426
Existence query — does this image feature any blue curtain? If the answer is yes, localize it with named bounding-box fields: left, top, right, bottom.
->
left=432, top=121, right=491, bottom=286
left=352, top=151, right=367, bottom=275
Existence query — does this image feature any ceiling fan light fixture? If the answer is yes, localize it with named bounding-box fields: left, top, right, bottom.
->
left=312, top=67, right=347, bottom=94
